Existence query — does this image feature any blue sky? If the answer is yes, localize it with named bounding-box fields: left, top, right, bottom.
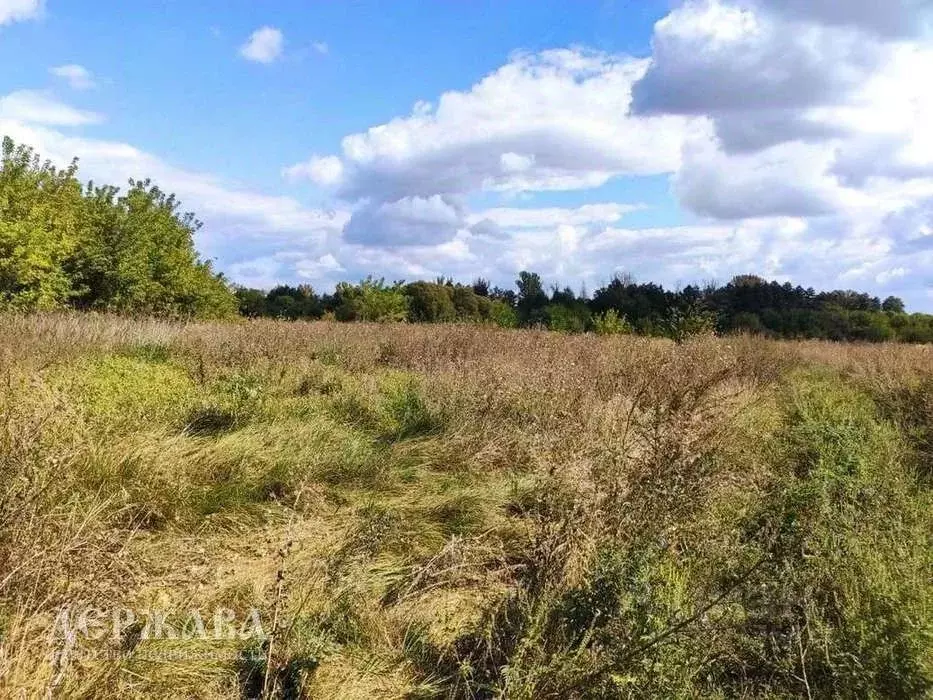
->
left=2, top=0, right=932, bottom=309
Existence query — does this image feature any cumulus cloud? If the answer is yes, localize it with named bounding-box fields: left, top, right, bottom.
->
left=0, top=0, right=41, bottom=26
left=674, top=133, right=855, bottom=219
left=286, top=49, right=692, bottom=201
left=239, top=26, right=284, bottom=64
left=228, top=252, right=344, bottom=289
left=470, top=203, right=642, bottom=229
left=282, top=47, right=701, bottom=272
left=631, top=1, right=885, bottom=116
left=876, top=266, right=908, bottom=285
left=627, top=0, right=933, bottom=286
left=7, top=0, right=933, bottom=306
left=269, top=10, right=933, bottom=305
left=882, top=199, right=933, bottom=253
left=749, top=0, right=933, bottom=38
left=628, top=0, right=932, bottom=232
left=282, top=155, right=344, bottom=185
left=343, top=195, right=465, bottom=246
left=0, top=90, right=102, bottom=126
left=50, top=64, right=96, bottom=90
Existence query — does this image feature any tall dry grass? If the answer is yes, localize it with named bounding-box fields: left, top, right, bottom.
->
left=0, top=312, right=929, bottom=698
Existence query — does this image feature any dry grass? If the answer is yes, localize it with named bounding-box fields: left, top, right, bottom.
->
left=0, top=313, right=930, bottom=698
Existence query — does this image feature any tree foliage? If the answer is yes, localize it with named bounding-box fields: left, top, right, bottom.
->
left=235, top=269, right=933, bottom=343
left=0, top=138, right=82, bottom=309
left=333, top=277, right=409, bottom=322
left=592, top=309, right=632, bottom=336
left=0, top=137, right=236, bottom=317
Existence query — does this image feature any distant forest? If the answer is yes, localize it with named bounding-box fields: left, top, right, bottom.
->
left=4, top=136, right=933, bottom=343
left=236, top=274, right=933, bottom=343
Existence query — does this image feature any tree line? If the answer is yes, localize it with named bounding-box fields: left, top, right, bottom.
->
left=3, top=136, right=932, bottom=342
left=235, top=273, right=933, bottom=343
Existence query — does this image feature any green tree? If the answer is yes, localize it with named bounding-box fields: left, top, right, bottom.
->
left=545, top=304, right=588, bottom=333
left=405, top=281, right=456, bottom=322
left=728, top=311, right=764, bottom=334
left=67, top=178, right=236, bottom=317
left=516, top=270, right=548, bottom=324
left=1, top=137, right=235, bottom=317
left=486, top=299, right=518, bottom=328
left=235, top=287, right=268, bottom=317
left=335, top=277, right=408, bottom=322
left=665, top=302, right=716, bottom=343
left=882, top=296, right=905, bottom=314
left=262, top=285, right=323, bottom=319
left=451, top=284, right=480, bottom=320
left=0, top=137, right=83, bottom=309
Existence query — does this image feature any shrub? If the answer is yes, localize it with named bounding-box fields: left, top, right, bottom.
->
left=591, top=309, right=632, bottom=335
left=405, top=281, right=456, bottom=323
left=664, top=303, right=716, bottom=342
left=334, top=277, right=409, bottom=322
left=545, top=304, right=588, bottom=333
left=718, top=374, right=932, bottom=697
left=487, top=300, right=518, bottom=328
left=1, top=137, right=237, bottom=317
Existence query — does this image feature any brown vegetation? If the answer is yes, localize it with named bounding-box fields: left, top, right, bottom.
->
left=0, top=313, right=930, bottom=698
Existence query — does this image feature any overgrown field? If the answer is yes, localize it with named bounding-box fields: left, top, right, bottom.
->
left=0, top=314, right=930, bottom=698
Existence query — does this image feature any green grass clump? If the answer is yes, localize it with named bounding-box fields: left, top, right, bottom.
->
left=408, top=371, right=932, bottom=699
left=123, top=341, right=173, bottom=364
left=56, top=355, right=197, bottom=431
left=720, top=372, right=932, bottom=698
left=377, top=373, right=445, bottom=441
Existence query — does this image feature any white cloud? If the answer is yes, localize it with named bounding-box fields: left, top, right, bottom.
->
left=470, top=203, right=642, bottom=229
left=876, top=267, right=908, bottom=285
left=281, top=47, right=701, bottom=276
left=311, top=41, right=329, bottom=55
left=296, top=252, right=342, bottom=278
left=282, top=155, right=344, bottom=185
left=0, top=90, right=102, bottom=126
left=632, top=0, right=886, bottom=116
left=0, top=0, right=41, bottom=26
left=239, top=26, right=284, bottom=64
left=749, top=0, right=932, bottom=38
left=629, top=1, right=933, bottom=239
left=269, top=17, right=933, bottom=306
left=50, top=64, right=96, bottom=90
left=227, top=252, right=344, bottom=289
left=674, top=131, right=858, bottom=219
left=287, top=49, right=693, bottom=201
left=343, top=195, right=465, bottom=246
left=499, top=152, right=535, bottom=173
left=6, top=0, right=933, bottom=307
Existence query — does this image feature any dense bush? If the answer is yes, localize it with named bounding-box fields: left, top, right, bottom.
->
left=591, top=309, right=632, bottom=336
left=1, top=137, right=236, bottom=317
left=333, top=277, right=409, bottom=322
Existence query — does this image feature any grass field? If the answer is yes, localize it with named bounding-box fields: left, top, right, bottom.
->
left=0, top=314, right=930, bottom=698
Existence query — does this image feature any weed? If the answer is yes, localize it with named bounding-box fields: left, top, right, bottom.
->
left=0, top=313, right=929, bottom=698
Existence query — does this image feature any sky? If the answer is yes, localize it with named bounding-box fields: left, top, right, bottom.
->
left=2, top=0, right=932, bottom=310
